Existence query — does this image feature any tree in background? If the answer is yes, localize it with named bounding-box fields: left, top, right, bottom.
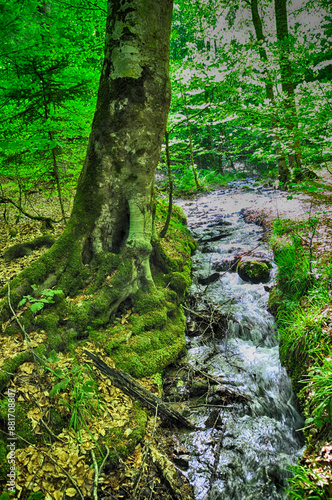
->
left=0, top=0, right=105, bottom=217
left=246, top=0, right=290, bottom=184
left=274, top=0, right=302, bottom=180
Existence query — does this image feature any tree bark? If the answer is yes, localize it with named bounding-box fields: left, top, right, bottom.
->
left=274, top=0, right=303, bottom=181
left=249, top=0, right=290, bottom=185
left=159, top=130, right=173, bottom=239
left=75, top=0, right=172, bottom=271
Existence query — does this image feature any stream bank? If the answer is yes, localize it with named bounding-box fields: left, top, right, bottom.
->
left=165, top=182, right=307, bottom=499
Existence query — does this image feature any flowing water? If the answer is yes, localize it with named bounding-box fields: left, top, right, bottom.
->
left=174, top=182, right=305, bottom=500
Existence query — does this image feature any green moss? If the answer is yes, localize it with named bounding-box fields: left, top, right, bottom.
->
left=0, top=438, right=9, bottom=482
left=168, top=271, right=191, bottom=299
left=0, top=352, right=32, bottom=392
left=88, top=252, right=121, bottom=293
left=267, top=286, right=284, bottom=315
left=0, top=400, right=37, bottom=449
left=237, top=260, right=270, bottom=284
left=35, top=312, right=60, bottom=333
left=107, top=309, right=186, bottom=377
left=133, top=289, right=165, bottom=313
left=48, top=407, right=66, bottom=435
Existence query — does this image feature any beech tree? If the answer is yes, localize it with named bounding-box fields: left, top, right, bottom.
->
left=0, top=0, right=184, bottom=373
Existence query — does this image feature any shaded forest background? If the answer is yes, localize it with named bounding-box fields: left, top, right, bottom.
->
left=1, top=0, right=331, bottom=210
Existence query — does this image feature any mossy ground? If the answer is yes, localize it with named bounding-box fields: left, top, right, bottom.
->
left=0, top=196, right=195, bottom=499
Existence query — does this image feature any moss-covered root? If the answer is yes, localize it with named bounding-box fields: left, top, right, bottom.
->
left=0, top=352, right=32, bottom=392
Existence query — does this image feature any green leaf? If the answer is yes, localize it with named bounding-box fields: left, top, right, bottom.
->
left=49, top=377, right=70, bottom=396
left=30, top=302, right=45, bottom=314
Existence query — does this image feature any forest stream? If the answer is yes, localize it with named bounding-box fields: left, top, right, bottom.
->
left=168, top=180, right=306, bottom=499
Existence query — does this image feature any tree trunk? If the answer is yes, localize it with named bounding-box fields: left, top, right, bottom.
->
left=275, top=0, right=303, bottom=181
left=180, top=85, right=201, bottom=189
left=249, top=0, right=290, bottom=185
left=159, top=130, right=173, bottom=239
left=1, top=0, right=173, bottom=322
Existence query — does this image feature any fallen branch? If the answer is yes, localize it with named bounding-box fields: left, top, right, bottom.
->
left=84, top=350, right=197, bottom=430
left=0, top=196, right=61, bottom=227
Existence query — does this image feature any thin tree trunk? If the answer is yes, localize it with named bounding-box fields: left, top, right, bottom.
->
left=159, top=131, right=173, bottom=239
left=50, top=133, right=67, bottom=224
left=275, top=0, right=302, bottom=181
left=207, top=124, right=217, bottom=169
left=218, top=127, right=224, bottom=174
left=180, top=86, right=201, bottom=189
left=249, top=0, right=289, bottom=185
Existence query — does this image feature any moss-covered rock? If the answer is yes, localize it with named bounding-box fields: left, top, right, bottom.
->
left=267, top=286, right=284, bottom=315
left=237, top=258, right=271, bottom=284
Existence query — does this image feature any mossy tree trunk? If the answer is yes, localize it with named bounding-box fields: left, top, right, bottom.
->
left=275, top=0, right=303, bottom=181
left=0, top=0, right=173, bottom=326
left=248, top=0, right=290, bottom=185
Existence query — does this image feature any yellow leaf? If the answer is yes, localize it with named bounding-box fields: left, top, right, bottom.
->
left=65, top=488, right=77, bottom=497
left=20, top=363, right=34, bottom=374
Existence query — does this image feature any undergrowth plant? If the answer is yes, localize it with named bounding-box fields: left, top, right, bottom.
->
left=303, top=353, right=332, bottom=429
left=43, top=354, right=103, bottom=441
left=18, top=285, right=63, bottom=314
left=271, top=217, right=332, bottom=498
left=286, top=464, right=332, bottom=499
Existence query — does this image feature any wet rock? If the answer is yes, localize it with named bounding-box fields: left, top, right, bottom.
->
left=201, top=244, right=214, bottom=253
left=208, top=218, right=233, bottom=228
left=250, top=251, right=272, bottom=266
left=173, top=454, right=190, bottom=469
left=197, top=273, right=220, bottom=285
left=211, top=256, right=240, bottom=273
left=198, top=229, right=234, bottom=244
left=237, top=257, right=271, bottom=284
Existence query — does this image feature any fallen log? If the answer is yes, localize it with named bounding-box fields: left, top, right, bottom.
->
left=84, top=350, right=197, bottom=430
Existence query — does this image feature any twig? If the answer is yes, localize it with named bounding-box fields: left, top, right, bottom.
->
left=91, top=445, right=110, bottom=500
left=7, top=284, right=32, bottom=343
left=91, top=450, right=99, bottom=500
left=0, top=195, right=61, bottom=225
left=189, top=404, right=233, bottom=409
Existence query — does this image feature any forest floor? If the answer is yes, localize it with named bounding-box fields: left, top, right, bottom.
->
left=1, top=169, right=332, bottom=499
